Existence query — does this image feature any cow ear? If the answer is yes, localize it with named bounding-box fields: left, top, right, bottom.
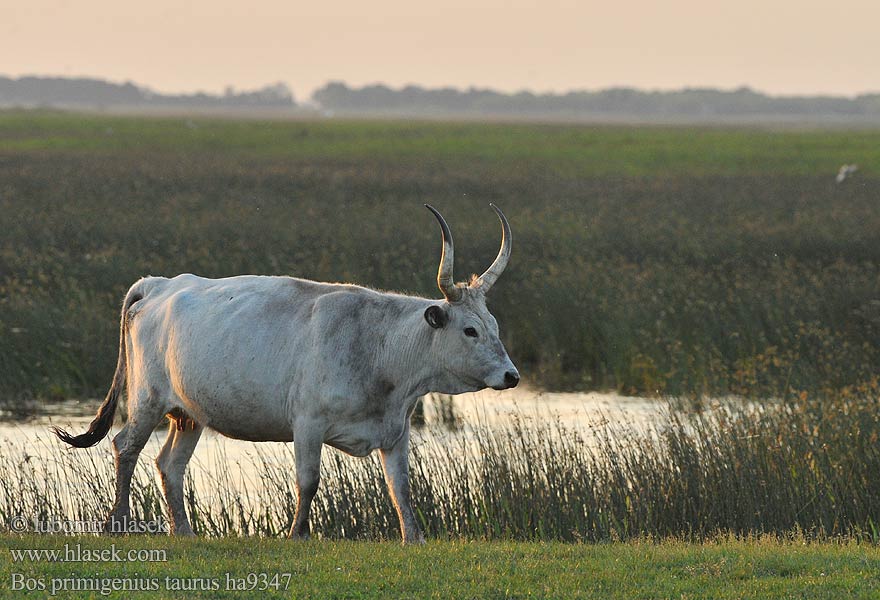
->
left=424, top=305, right=448, bottom=329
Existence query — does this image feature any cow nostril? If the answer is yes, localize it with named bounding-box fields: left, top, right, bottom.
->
left=504, top=371, right=520, bottom=388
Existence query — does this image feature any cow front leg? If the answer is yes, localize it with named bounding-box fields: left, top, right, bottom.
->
left=380, top=423, right=425, bottom=545
left=289, top=429, right=323, bottom=540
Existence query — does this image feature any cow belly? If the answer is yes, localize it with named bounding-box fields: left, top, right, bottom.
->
left=175, top=388, right=294, bottom=442
left=323, top=418, right=406, bottom=457
left=164, top=353, right=296, bottom=441
left=209, top=414, right=294, bottom=442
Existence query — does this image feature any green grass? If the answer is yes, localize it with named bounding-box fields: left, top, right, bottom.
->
left=3, top=110, right=880, bottom=177
left=1, top=110, right=879, bottom=402
left=1, top=535, right=878, bottom=599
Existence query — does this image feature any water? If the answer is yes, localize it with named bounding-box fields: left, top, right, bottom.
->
left=0, top=388, right=669, bottom=520
left=0, top=387, right=664, bottom=455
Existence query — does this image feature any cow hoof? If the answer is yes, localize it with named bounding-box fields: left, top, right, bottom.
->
left=289, top=525, right=311, bottom=541
left=402, top=536, right=426, bottom=546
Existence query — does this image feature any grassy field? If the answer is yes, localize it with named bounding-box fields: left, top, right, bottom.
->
left=1, top=110, right=879, bottom=403
left=3, top=112, right=880, bottom=597
left=2, top=535, right=879, bottom=599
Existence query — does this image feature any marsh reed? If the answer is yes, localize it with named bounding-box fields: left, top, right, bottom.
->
left=3, top=392, right=879, bottom=541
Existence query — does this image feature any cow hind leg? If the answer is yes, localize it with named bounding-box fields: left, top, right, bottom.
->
left=105, top=391, right=166, bottom=534
left=156, top=416, right=202, bottom=536
left=289, top=428, right=323, bottom=540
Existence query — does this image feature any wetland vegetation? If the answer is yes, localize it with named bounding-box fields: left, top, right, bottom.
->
left=1, top=111, right=878, bottom=404
left=1, top=111, right=879, bottom=549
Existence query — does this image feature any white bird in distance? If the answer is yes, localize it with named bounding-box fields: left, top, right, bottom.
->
left=836, top=164, right=858, bottom=184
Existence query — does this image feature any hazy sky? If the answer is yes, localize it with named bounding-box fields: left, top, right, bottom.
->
left=4, top=0, right=879, bottom=100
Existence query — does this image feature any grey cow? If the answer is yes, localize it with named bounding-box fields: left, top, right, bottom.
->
left=54, top=204, right=519, bottom=544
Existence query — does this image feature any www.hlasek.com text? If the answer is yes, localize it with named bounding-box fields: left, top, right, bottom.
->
left=10, top=543, right=167, bottom=564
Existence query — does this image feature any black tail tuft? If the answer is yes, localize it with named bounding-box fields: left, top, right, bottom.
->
left=51, top=424, right=105, bottom=448
left=51, top=426, right=95, bottom=448
left=51, top=392, right=119, bottom=448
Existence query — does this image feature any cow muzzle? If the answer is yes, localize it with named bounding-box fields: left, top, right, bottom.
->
left=490, top=368, right=520, bottom=390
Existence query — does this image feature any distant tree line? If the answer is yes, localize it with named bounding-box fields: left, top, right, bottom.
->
left=5, top=75, right=880, bottom=120
left=313, top=81, right=880, bottom=119
left=0, top=76, right=295, bottom=108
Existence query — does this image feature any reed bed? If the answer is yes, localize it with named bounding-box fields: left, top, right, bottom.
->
left=2, top=393, right=879, bottom=541
left=2, top=114, right=879, bottom=403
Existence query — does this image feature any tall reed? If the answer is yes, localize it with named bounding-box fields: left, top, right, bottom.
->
left=2, top=393, right=878, bottom=541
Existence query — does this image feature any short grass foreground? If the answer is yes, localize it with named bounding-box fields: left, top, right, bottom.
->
left=1, top=536, right=878, bottom=599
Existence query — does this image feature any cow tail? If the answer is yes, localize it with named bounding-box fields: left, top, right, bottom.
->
left=52, top=280, right=147, bottom=448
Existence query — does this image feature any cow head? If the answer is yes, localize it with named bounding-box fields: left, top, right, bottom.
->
left=423, top=204, right=519, bottom=393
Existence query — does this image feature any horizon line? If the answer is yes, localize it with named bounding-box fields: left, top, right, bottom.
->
left=4, top=73, right=879, bottom=103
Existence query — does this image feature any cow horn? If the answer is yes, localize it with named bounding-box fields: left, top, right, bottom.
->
left=425, top=204, right=462, bottom=303
left=473, top=204, right=511, bottom=293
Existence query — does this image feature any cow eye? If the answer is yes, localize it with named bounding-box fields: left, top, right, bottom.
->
left=464, top=327, right=478, bottom=338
